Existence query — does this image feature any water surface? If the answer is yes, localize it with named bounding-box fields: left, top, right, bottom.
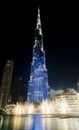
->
left=0, top=115, right=79, bottom=130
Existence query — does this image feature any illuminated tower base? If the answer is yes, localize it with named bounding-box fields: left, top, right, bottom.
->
left=27, top=8, right=50, bottom=103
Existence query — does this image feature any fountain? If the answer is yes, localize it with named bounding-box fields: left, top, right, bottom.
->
left=5, top=92, right=79, bottom=117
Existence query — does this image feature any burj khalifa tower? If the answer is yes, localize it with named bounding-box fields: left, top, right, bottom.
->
left=27, top=8, right=50, bottom=103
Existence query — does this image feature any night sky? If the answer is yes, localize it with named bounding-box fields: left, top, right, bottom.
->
left=0, top=1, right=79, bottom=90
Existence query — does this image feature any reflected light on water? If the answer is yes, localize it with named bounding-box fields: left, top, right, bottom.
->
left=0, top=115, right=79, bottom=130
left=56, top=118, right=79, bottom=130
left=42, top=116, right=53, bottom=130
left=12, top=116, right=25, bottom=129
left=30, top=114, right=43, bottom=130
left=0, top=116, right=3, bottom=128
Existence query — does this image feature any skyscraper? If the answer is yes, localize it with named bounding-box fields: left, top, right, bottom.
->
left=12, top=76, right=27, bottom=103
left=27, top=8, right=50, bottom=103
left=0, top=60, right=14, bottom=108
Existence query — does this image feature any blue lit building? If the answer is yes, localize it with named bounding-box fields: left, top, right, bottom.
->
left=27, top=8, right=50, bottom=103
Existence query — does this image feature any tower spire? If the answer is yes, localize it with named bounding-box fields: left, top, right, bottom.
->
left=36, top=7, right=42, bottom=34
left=37, top=7, right=41, bottom=25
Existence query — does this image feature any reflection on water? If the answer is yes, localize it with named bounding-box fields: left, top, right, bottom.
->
left=0, top=116, right=3, bottom=128
left=31, top=114, right=43, bottom=130
left=0, top=115, right=79, bottom=130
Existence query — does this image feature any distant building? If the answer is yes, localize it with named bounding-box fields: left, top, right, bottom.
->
left=0, top=60, right=14, bottom=108
left=77, top=76, right=79, bottom=92
left=55, top=89, right=64, bottom=96
left=77, top=82, right=79, bottom=92
left=55, top=88, right=79, bottom=113
left=56, top=88, right=77, bottom=100
left=12, top=76, right=27, bottom=104
left=50, top=89, right=55, bottom=100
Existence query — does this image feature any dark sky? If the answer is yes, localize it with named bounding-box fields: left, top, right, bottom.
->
left=0, top=1, right=79, bottom=90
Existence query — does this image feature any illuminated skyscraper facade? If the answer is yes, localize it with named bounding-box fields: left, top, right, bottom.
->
left=0, top=60, right=14, bottom=108
left=27, top=8, right=50, bottom=102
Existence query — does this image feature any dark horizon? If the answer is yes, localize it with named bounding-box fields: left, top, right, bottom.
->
left=0, top=1, right=79, bottom=91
